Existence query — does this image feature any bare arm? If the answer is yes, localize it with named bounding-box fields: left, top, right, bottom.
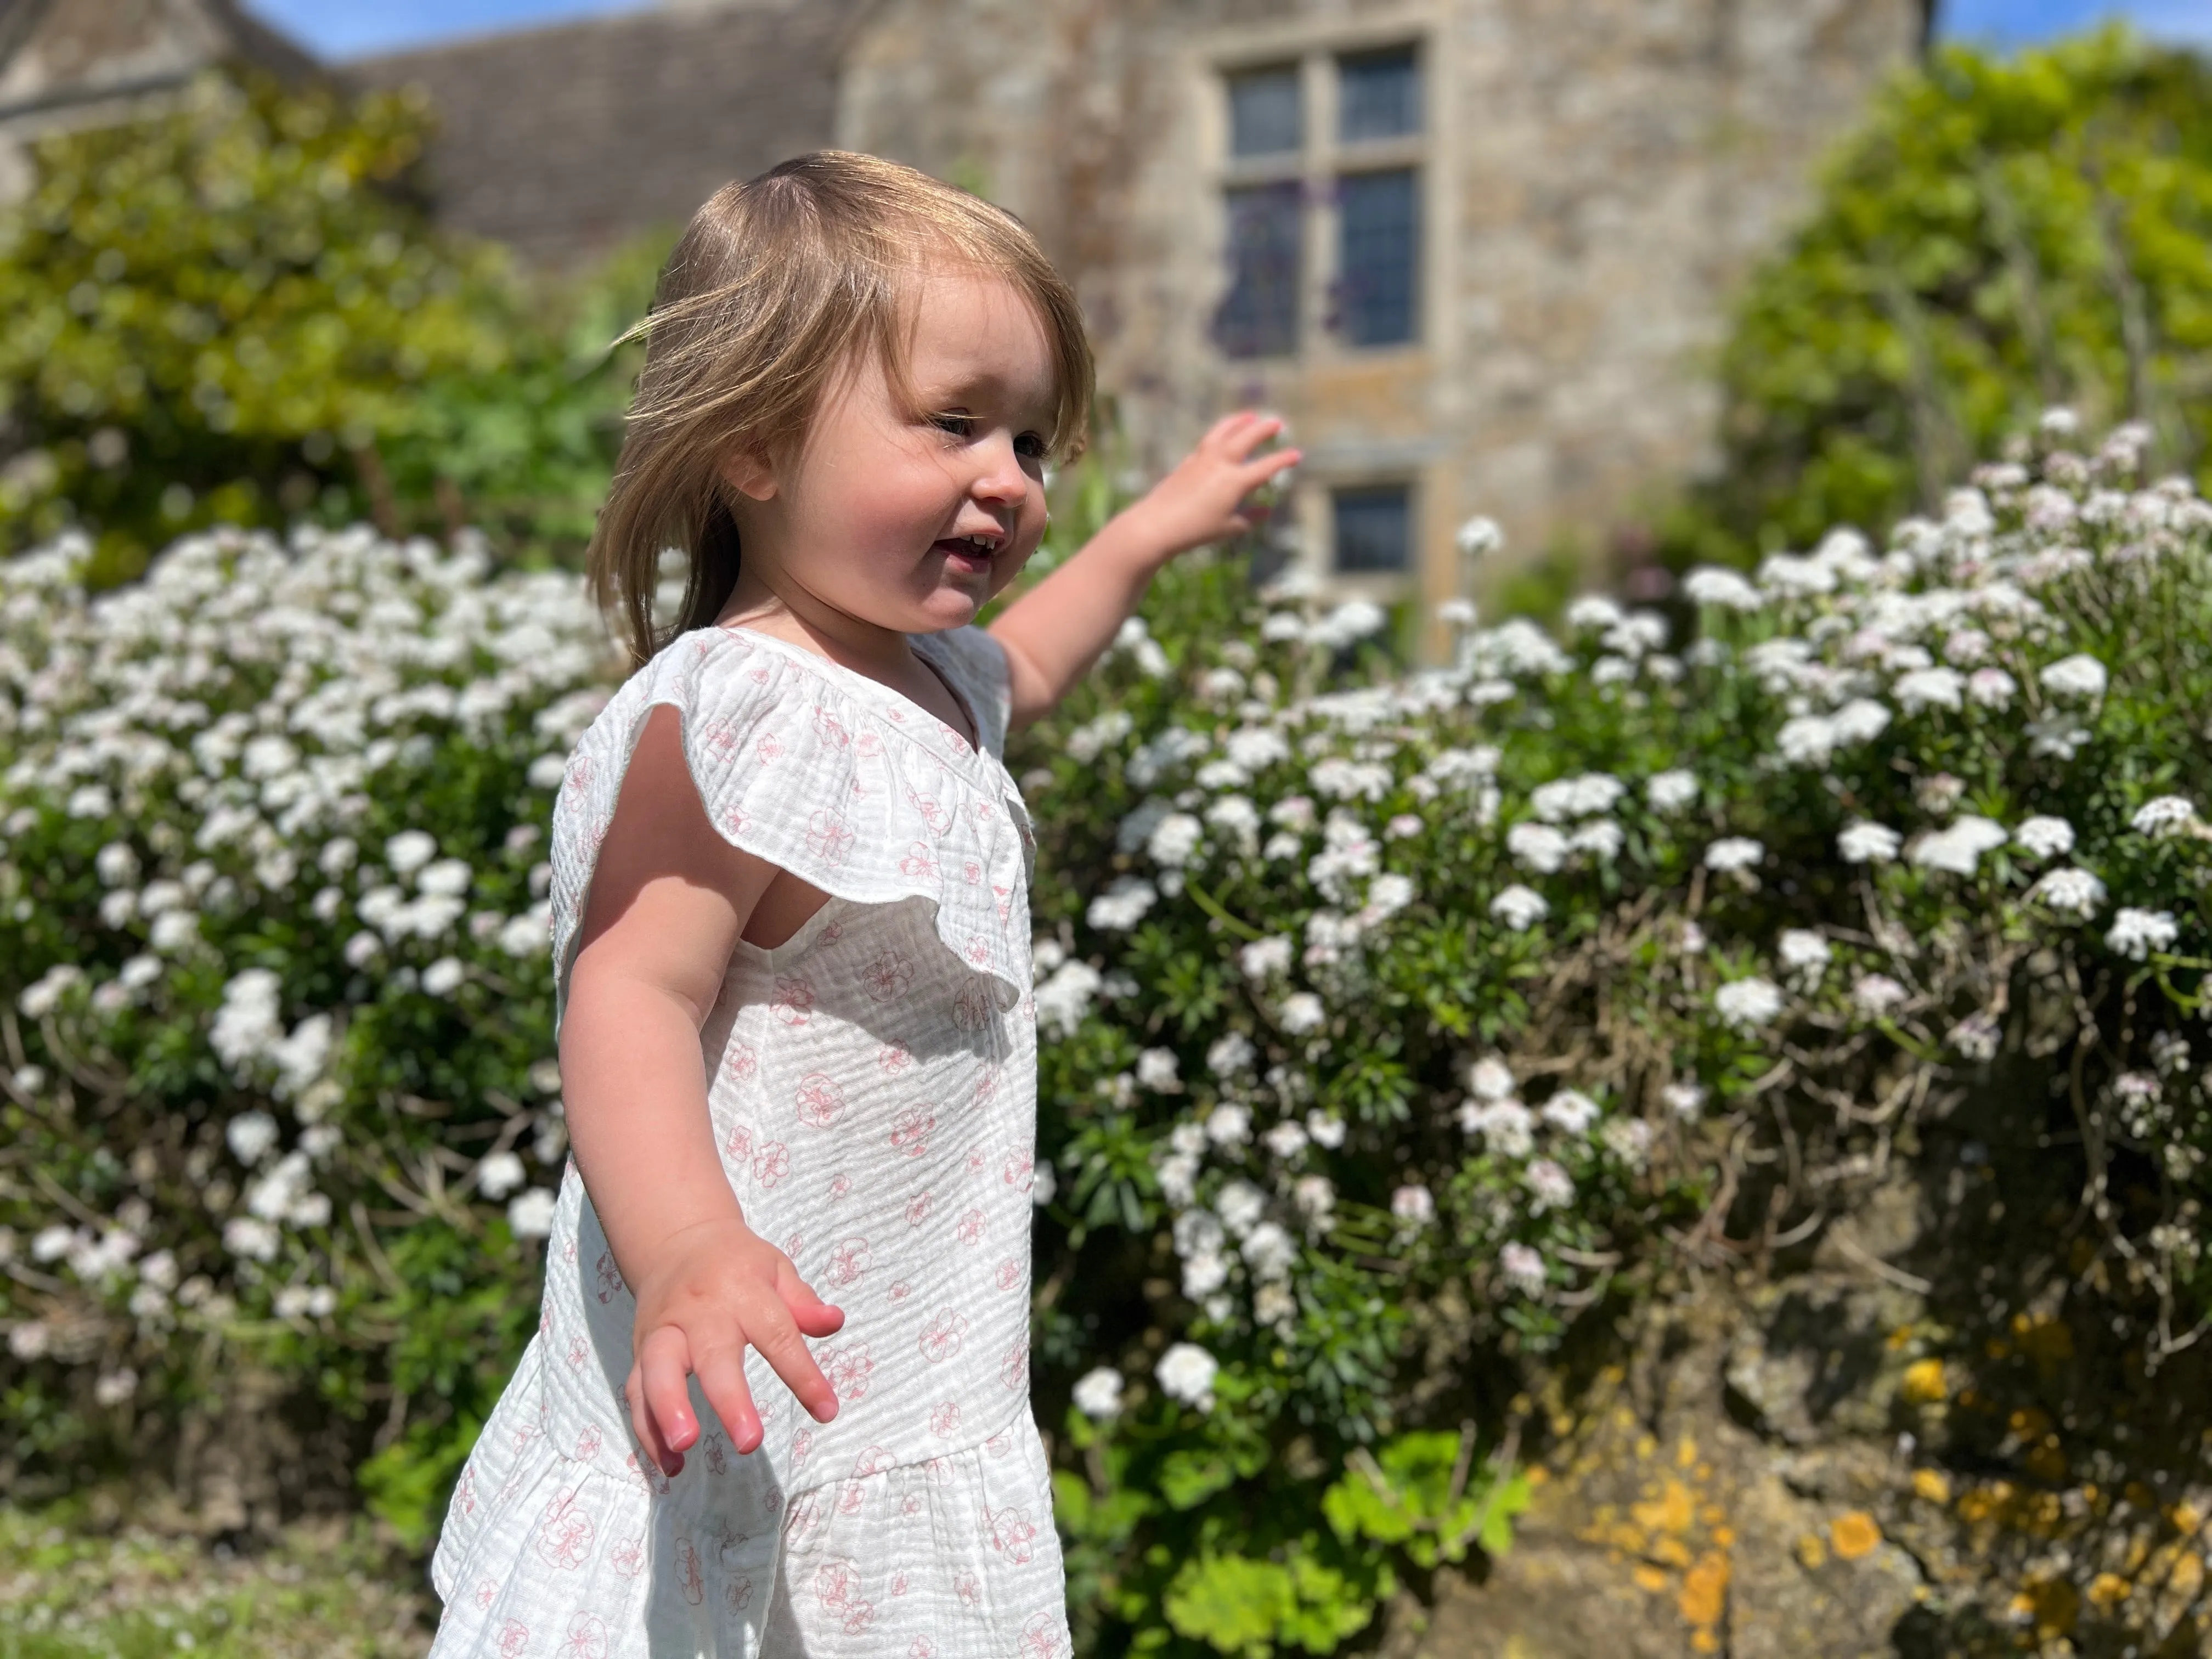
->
left=560, top=704, right=844, bottom=1475
left=991, top=411, right=1300, bottom=729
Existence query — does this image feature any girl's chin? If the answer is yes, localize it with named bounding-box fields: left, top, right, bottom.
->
left=904, top=585, right=986, bottom=632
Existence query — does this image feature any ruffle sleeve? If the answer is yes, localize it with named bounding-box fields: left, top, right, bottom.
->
left=547, top=628, right=1033, bottom=1026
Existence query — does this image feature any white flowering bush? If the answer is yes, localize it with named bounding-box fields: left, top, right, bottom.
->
left=1017, top=418, right=2212, bottom=1656
left=0, top=523, right=613, bottom=1527
left=9, top=416, right=2212, bottom=1654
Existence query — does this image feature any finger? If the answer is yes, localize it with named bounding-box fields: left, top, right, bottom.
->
left=692, top=1339, right=765, bottom=1455
left=624, top=1356, right=679, bottom=1475
left=1206, top=410, right=1266, bottom=447
left=778, top=1263, right=847, bottom=1339
left=1214, top=414, right=1286, bottom=461
left=638, top=1324, right=698, bottom=1470
left=751, top=1305, right=841, bottom=1424
left=1245, top=445, right=1301, bottom=484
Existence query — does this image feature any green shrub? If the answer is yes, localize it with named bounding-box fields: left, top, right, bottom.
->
left=1669, top=28, right=2212, bottom=569
left=5, top=419, right=2212, bottom=1655
left=0, top=70, right=646, bottom=587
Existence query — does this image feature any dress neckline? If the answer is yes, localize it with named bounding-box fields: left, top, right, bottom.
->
left=709, top=624, right=985, bottom=761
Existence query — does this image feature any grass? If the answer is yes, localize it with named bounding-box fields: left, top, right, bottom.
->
left=0, top=1503, right=434, bottom=1659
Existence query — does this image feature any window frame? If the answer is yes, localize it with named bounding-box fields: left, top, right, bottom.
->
left=1210, top=32, right=1430, bottom=364
left=1328, top=479, right=1419, bottom=578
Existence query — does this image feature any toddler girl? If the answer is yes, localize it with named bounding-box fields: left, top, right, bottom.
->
left=426, top=150, right=1297, bottom=1658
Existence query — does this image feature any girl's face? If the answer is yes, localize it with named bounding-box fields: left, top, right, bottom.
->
left=724, top=265, right=1059, bottom=638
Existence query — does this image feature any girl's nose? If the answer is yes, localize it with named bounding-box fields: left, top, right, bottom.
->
left=969, top=435, right=1031, bottom=506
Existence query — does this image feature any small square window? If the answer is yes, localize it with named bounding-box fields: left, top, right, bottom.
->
left=1228, top=64, right=1303, bottom=157
left=1332, top=484, right=1413, bottom=573
left=1338, top=46, right=1420, bottom=143
left=1216, top=181, right=1304, bottom=359
left=1336, top=168, right=1418, bottom=347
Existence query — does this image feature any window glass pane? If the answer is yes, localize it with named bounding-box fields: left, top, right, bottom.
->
left=1228, top=65, right=1302, bottom=157
left=1333, top=484, right=1412, bottom=573
left=1337, top=168, right=1418, bottom=347
left=1215, top=182, right=1303, bottom=359
left=1339, top=46, right=1420, bottom=142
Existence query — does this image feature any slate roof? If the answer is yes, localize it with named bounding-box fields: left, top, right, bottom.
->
left=349, top=1, right=862, bottom=266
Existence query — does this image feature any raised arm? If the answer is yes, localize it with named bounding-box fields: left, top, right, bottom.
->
left=990, top=411, right=1300, bottom=729
left=561, top=704, right=845, bottom=1474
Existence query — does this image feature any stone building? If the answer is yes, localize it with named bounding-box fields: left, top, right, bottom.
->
left=0, top=0, right=1933, bottom=621
left=0, top=0, right=312, bottom=196
left=835, top=0, right=1930, bottom=617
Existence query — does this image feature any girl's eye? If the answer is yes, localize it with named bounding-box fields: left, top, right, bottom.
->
left=930, top=413, right=976, bottom=439
left=1014, top=432, right=1048, bottom=460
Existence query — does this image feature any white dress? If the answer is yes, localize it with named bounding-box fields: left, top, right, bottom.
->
left=426, top=624, right=1067, bottom=1659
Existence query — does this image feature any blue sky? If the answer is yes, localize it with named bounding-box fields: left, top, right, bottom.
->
left=249, top=0, right=2210, bottom=61
left=1941, top=0, right=2212, bottom=47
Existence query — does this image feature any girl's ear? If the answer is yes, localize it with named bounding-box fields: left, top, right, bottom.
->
left=720, top=442, right=778, bottom=503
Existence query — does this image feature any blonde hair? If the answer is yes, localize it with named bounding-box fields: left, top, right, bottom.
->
left=587, top=150, right=1094, bottom=668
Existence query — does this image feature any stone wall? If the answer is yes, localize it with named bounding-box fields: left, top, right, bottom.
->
left=840, top=0, right=1924, bottom=627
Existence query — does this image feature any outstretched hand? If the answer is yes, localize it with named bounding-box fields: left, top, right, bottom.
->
left=1121, top=411, right=1301, bottom=564
left=623, top=1215, right=844, bottom=1475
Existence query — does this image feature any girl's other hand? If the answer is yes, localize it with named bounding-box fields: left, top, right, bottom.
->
left=1122, top=411, right=1301, bottom=565
left=623, top=1215, right=844, bottom=1475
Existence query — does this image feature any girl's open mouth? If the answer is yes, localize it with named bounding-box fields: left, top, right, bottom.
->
left=933, top=534, right=999, bottom=575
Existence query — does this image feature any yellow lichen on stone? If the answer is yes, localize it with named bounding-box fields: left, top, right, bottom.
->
left=1633, top=1564, right=1669, bottom=1593
left=2170, top=1500, right=2204, bottom=1536
left=1678, top=1552, right=1730, bottom=1627
left=1675, top=1436, right=1698, bottom=1469
left=1956, top=1479, right=2016, bottom=1527
left=1637, top=1480, right=1696, bottom=1535
left=1829, top=1511, right=1882, bottom=1561
left=1911, top=1468, right=1951, bottom=1505
left=1900, top=1358, right=1948, bottom=1404
left=2169, top=1551, right=2204, bottom=1598
left=2086, top=1572, right=2131, bottom=1610
left=1795, top=1532, right=1828, bottom=1568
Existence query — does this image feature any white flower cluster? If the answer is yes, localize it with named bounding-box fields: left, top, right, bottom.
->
left=1043, top=424, right=2212, bottom=1413
left=1, top=523, right=610, bottom=1353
